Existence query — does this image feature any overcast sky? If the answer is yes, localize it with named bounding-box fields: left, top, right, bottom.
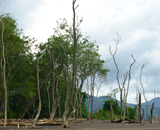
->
left=0, top=0, right=160, bottom=104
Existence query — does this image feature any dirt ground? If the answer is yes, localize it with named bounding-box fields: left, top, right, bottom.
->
left=1, top=120, right=160, bottom=130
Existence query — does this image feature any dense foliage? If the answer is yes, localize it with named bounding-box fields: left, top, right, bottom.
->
left=101, top=99, right=136, bottom=120
left=0, top=13, right=108, bottom=120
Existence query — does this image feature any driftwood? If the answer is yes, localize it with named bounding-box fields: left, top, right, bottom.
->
left=112, top=118, right=140, bottom=123
left=0, top=119, right=61, bottom=126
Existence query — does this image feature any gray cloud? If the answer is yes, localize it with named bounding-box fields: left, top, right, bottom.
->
left=0, top=0, right=160, bottom=103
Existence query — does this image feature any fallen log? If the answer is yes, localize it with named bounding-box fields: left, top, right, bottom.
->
left=0, top=121, right=62, bottom=126
left=112, top=118, right=140, bottom=123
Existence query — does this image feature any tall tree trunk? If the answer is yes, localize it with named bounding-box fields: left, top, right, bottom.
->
left=139, top=93, right=142, bottom=123
left=71, top=0, right=77, bottom=103
left=79, top=93, right=82, bottom=119
left=1, top=19, right=7, bottom=128
left=120, top=90, right=122, bottom=120
left=62, top=95, right=83, bottom=128
left=91, top=85, right=94, bottom=120
left=61, top=60, right=70, bottom=128
left=72, top=85, right=77, bottom=119
left=62, top=108, right=69, bottom=128
left=141, top=108, right=144, bottom=125
left=31, top=56, right=41, bottom=128
left=140, top=63, right=149, bottom=120
left=87, top=78, right=90, bottom=120
left=91, top=74, right=96, bottom=120
left=87, top=96, right=90, bottom=120
left=151, top=102, right=154, bottom=124
left=123, top=99, right=126, bottom=123
left=49, top=46, right=57, bottom=121
left=116, top=100, right=119, bottom=119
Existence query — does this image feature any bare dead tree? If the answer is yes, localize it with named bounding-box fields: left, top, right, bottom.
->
left=122, top=72, right=128, bottom=122
left=87, top=78, right=90, bottom=120
left=154, top=90, right=156, bottom=120
left=110, top=101, right=113, bottom=123
left=151, top=102, right=154, bottom=124
left=0, top=19, right=7, bottom=128
left=90, top=74, right=95, bottom=120
left=123, top=55, right=136, bottom=122
left=31, top=56, right=41, bottom=128
left=141, top=108, right=145, bottom=125
left=109, top=34, right=123, bottom=120
left=109, top=34, right=136, bottom=120
left=140, top=61, right=149, bottom=120
left=139, top=92, right=142, bottom=123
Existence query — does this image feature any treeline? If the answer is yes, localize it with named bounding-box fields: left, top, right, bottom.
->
left=0, top=4, right=108, bottom=127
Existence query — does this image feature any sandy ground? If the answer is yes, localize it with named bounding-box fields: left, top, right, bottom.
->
left=1, top=121, right=160, bottom=130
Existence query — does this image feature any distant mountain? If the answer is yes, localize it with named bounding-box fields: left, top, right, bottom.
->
left=142, top=97, right=160, bottom=107
left=86, top=95, right=160, bottom=119
left=85, top=95, right=109, bottom=112
left=86, top=95, right=136, bottom=112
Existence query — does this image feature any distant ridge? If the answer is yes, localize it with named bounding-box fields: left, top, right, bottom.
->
left=86, top=95, right=160, bottom=119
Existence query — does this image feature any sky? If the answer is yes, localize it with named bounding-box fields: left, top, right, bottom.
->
left=0, top=0, right=160, bottom=104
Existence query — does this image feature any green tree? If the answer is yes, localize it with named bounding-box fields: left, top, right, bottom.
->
left=127, top=106, right=136, bottom=119
left=0, top=13, right=36, bottom=121
left=103, top=99, right=120, bottom=113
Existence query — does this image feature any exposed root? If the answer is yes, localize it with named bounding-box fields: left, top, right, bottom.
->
left=61, top=124, right=70, bottom=128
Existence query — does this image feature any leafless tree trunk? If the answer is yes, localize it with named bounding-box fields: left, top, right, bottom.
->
left=71, top=79, right=78, bottom=119
left=151, top=102, right=154, bottom=124
left=123, top=55, right=136, bottom=122
left=61, top=88, right=70, bottom=128
left=71, top=0, right=78, bottom=114
left=91, top=76, right=95, bottom=120
left=139, top=93, right=142, bottom=123
left=87, top=78, right=90, bottom=120
left=123, top=88, right=126, bottom=122
left=31, top=56, right=41, bottom=128
left=141, top=108, right=145, bottom=125
left=154, top=90, right=156, bottom=119
left=122, top=73, right=127, bottom=122
left=0, top=35, right=3, bottom=120
left=49, top=46, right=59, bottom=121
left=0, top=19, right=7, bottom=128
left=140, top=62, right=149, bottom=120
left=109, top=34, right=136, bottom=121
left=109, top=34, right=123, bottom=120
left=78, top=93, right=82, bottom=119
